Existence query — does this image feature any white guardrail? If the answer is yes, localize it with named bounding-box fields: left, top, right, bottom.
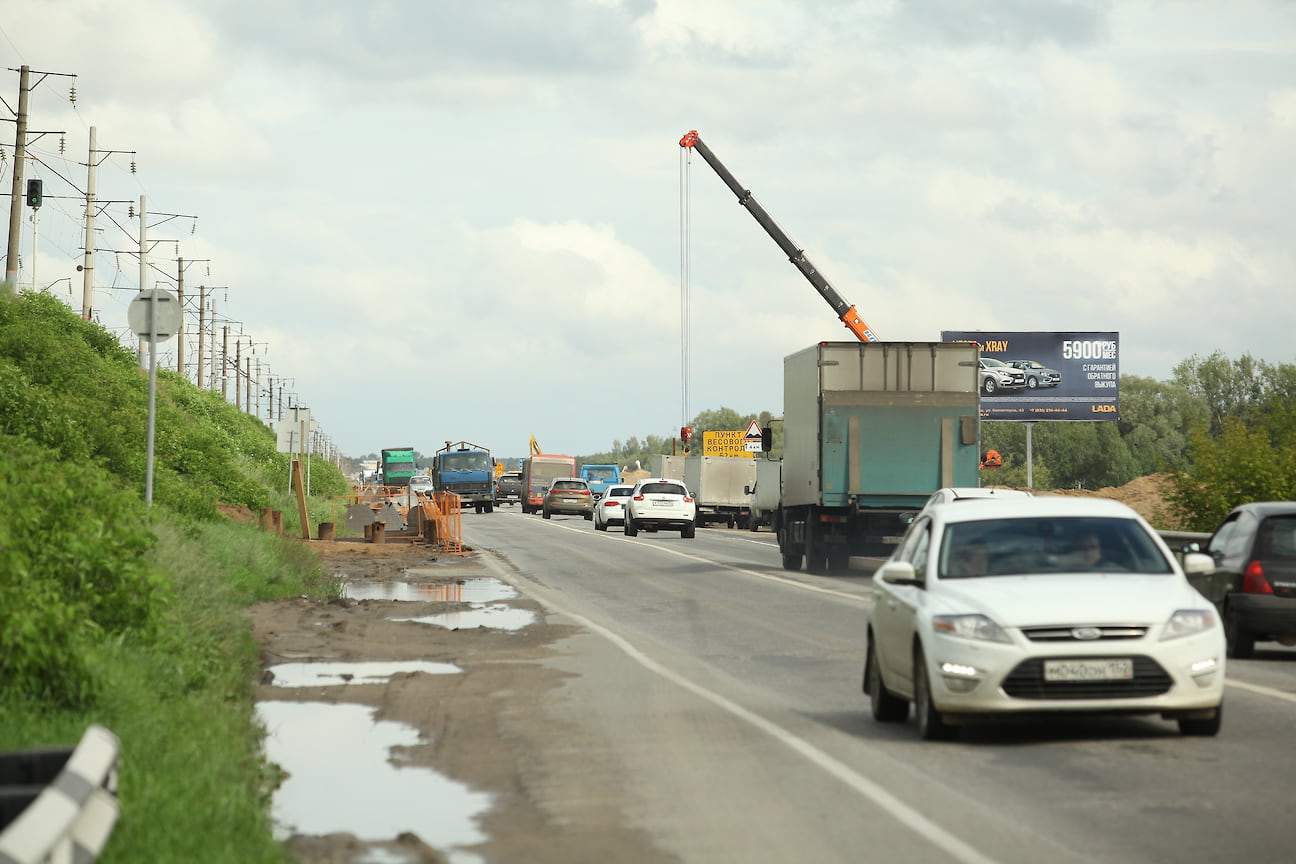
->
left=0, top=724, right=120, bottom=864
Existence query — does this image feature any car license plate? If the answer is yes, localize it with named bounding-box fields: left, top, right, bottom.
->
left=1043, top=659, right=1133, bottom=682
left=563, top=498, right=579, bottom=504
left=652, top=499, right=673, bottom=507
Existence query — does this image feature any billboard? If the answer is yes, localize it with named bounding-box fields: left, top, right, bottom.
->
left=940, top=331, right=1119, bottom=422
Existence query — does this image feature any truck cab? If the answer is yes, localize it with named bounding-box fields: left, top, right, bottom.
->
left=579, top=464, right=622, bottom=500
left=433, top=442, right=496, bottom=513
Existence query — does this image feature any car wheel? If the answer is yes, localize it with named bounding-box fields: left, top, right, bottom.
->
left=982, top=377, right=997, bottom=396
left=595, top=515, right=607, bottom=531
left=913, top=645, right=956, bottom=741
left=625, top=515, right=638, bottom=537
left=1178, top=705, right=1222, bottom=737
left=681, top=522, right=696, bottom=539
left=1225, top=607, right=1255, bottom=659
left=866, top=640, right=909, bottom=723
left=584, top=511, right=593, bottom=521
left=1026, top=376, right=1039, bottom=389
left=543, top=508, right=552, bottom=520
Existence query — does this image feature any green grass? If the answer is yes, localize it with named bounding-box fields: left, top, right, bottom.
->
left=0, top=519, right=338, bottom=862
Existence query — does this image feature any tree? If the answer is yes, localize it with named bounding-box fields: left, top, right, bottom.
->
left=1167, top=418, right=1296, bottom=530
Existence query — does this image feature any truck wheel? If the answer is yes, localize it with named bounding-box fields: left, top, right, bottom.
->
left=485, top=504, right=494, bottom=514
left=805, top=528, right=827, bottom=574
left=625, top=517, right=638, bottom=537
left=474, top=504, right=483, bottom=514
left=681, top=522, right=696, bottom=539
left=781, top=551, right=802, bottom=570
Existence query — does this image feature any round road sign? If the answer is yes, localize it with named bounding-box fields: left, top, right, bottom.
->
left=127, top=289, right=182, bottom=342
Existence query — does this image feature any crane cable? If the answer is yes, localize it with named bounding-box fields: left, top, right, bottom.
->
left=679, top=146, right=692, bottom=436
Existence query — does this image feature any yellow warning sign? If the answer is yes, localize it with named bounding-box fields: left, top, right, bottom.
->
left=702, top=431, right=755, bottom=458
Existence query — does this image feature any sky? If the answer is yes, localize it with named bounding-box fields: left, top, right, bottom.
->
left=3, top=0, right=1294, bottom=461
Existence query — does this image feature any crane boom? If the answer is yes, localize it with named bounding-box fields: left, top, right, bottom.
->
left=679, top=130, right=878, bottom=343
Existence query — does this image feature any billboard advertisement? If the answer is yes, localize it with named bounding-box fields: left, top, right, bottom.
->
left=940, top=331, right=1119, bottom=422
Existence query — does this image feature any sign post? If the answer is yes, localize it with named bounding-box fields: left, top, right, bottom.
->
left=127, top=287, right=182, bottom=507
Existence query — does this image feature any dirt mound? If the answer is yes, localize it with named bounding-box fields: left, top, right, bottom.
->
left=1036, top=473, right=1179, bottom=528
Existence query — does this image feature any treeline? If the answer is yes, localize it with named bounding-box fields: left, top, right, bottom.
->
left=586, top=353, right=1296, bottom=532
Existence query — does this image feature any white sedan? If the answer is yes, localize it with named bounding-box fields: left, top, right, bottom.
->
left=593, top=484, right=635, bottom=531
left=865, top=497, right=1224, bottom=740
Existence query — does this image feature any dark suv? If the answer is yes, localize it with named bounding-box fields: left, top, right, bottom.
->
left=495, top=471, right=522, bottom=506
left=1004, top=359, right=1062, bottom=389
left=1188, top=502, right=1296, bottom=658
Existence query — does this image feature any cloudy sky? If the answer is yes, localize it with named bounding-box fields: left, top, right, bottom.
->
left=4, top=1, right=1294, bottom=460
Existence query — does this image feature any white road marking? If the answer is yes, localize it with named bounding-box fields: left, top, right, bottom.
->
left=1225, top=678, right=1296, bottom=703
left=481, top=550, right=1001, bottom=864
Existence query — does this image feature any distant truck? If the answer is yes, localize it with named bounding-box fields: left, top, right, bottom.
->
left=746, top=459, right=781, bottom=532
left=433, top=441, right=496, bottom=513
left=775, top=341, right=980, bottom=573
left=684, top=456, right=756, bottom=529
left=579, top=464, right=622, bottom=500
left=521, top=454, right=577, bottom=514
left=380, top=447, right=417, bottom=488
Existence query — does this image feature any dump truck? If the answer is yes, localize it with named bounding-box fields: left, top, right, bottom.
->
left=775, top=341, right=981, bottom=573
left=432, top=441, right=496, bottom=513
left=683, top=456, right=757, bottom=529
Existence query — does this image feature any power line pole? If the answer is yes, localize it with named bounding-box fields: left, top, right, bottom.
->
left=4, top=66, right=31, bottom=293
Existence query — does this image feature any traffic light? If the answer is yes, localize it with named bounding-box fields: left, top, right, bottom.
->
left=760, top=426, right=773, bottom=452
left=680, top=426, right=693, bottom=442
left=25, top=178, right=42, bottom=209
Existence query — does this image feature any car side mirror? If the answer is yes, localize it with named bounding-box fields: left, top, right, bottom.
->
left=878, top=561, right=924, bottom=588
left=1182, top=551, right=1215, bottom=576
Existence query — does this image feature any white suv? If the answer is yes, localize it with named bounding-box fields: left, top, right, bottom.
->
left=624, top=479, right=696, bottom=539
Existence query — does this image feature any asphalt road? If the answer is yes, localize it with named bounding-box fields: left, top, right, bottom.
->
left=464, top=508, right=1296, bottom=864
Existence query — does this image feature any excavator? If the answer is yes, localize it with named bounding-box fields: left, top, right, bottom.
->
left=679, top=130, right=878, bottom=343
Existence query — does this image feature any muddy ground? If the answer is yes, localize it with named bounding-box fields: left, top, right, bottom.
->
left=247, top=537, right=665, bottom=864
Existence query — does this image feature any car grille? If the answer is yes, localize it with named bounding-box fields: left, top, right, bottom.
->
left=1001, top=656, right=1172, bottom=700
left=1022, top=625, right=1148, bottom=641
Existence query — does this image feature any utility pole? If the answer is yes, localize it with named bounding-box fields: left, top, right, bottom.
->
left=221, top=324, right=229, bottom=399
left=4, top=66, right=30, bottom=294
left=82, top=126, right=95, bottom=317
left=197, top=284, right=207, bottom=384
left=174, top=259, right=209, bottom=376
left=137, top=195, right=147, bottom=367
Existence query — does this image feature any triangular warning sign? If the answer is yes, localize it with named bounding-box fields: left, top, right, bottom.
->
left=745, top=420, right=762, bottom=439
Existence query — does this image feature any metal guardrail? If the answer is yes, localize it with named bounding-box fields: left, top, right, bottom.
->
left=0, top=724, right=120, bottom=864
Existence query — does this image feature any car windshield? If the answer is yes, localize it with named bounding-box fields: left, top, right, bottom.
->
left=938, top=516, right=1173, bottom=578
left=982, top=358, right=1009, bottom=368
left=640, top=482, right=685, bottom=496
left=605, top=486, right=633, bottom=498
left=552, top=481, right=585, bottom=491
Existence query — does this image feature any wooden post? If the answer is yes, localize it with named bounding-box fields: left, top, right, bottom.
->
left=259, top=508, right=274, bottom=531
left=318, top=522, right=335, bottom=541
left=291, top=460, right=310, bottom=540
left=372, top=521, right=386, bottom=544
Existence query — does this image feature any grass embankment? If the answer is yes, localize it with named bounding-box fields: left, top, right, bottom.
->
left=0, top=291, right=350, bottom=861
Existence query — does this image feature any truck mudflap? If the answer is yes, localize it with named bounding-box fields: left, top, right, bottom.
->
left=696, top=506, right=753, bottom=530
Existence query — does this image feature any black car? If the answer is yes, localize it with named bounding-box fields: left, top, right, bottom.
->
left=1189, top=501, right=1296, bottom=658
left=494, top=471, right=522, bottom=506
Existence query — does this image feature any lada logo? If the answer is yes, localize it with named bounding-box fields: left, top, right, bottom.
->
left=1072, top=627, right=1102, bottom=640
left=1091, top=405, right=1117, bottom=413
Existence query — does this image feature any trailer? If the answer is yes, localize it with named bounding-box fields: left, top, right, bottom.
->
left=684, top=456, right=757, bottom=529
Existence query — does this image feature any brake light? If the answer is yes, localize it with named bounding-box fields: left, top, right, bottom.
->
left=1243, top=560, right=1273, bottom=594
left=605, top=501, right=620, bottom=508
left=579, top=489, right=590, bottom=496
left=634, top=495, right=644, bottom=501
left=684, top=497, right=693, bottom=503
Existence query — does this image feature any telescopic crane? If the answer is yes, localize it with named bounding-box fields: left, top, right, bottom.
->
left=679, top=130, right=878, bottom=343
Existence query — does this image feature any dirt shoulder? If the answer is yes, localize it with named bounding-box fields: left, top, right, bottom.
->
left=247, top=538, right=668, bottom=864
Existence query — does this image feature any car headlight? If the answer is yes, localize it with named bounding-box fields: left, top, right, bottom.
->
left=931, top=614, right=1011, bottom=643
left=1161, top=608, right=1217, bottom=641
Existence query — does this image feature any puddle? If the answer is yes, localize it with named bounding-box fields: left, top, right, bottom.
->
left=343, top=577, right=517, bottom=603
left=265, top=660, right=461, bottom=688
left=257, top=700, right=489, bottom=861
left=393, top=606, right=537, bottom=631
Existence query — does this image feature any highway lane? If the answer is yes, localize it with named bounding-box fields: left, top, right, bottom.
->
left=464, top=509, right=1296, bottom=864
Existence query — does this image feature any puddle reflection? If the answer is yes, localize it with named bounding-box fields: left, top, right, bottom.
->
left=257, top=700, right=489, bottom=861
left=343, top=577, right=517, bottom=603
left=266, top=660, right=461, bottom=688
left=393, top=606, right=536, bottom=631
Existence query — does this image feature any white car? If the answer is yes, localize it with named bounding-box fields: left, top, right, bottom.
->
left=409, top=475, right=435, bottom=496
left=624, top=479, right=696, bottom=539
left=865, top=497, right=1224, bottom=740
left=593, top=484, right=635, bottom=531
left=917, top=486, right=1032, bottom=515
